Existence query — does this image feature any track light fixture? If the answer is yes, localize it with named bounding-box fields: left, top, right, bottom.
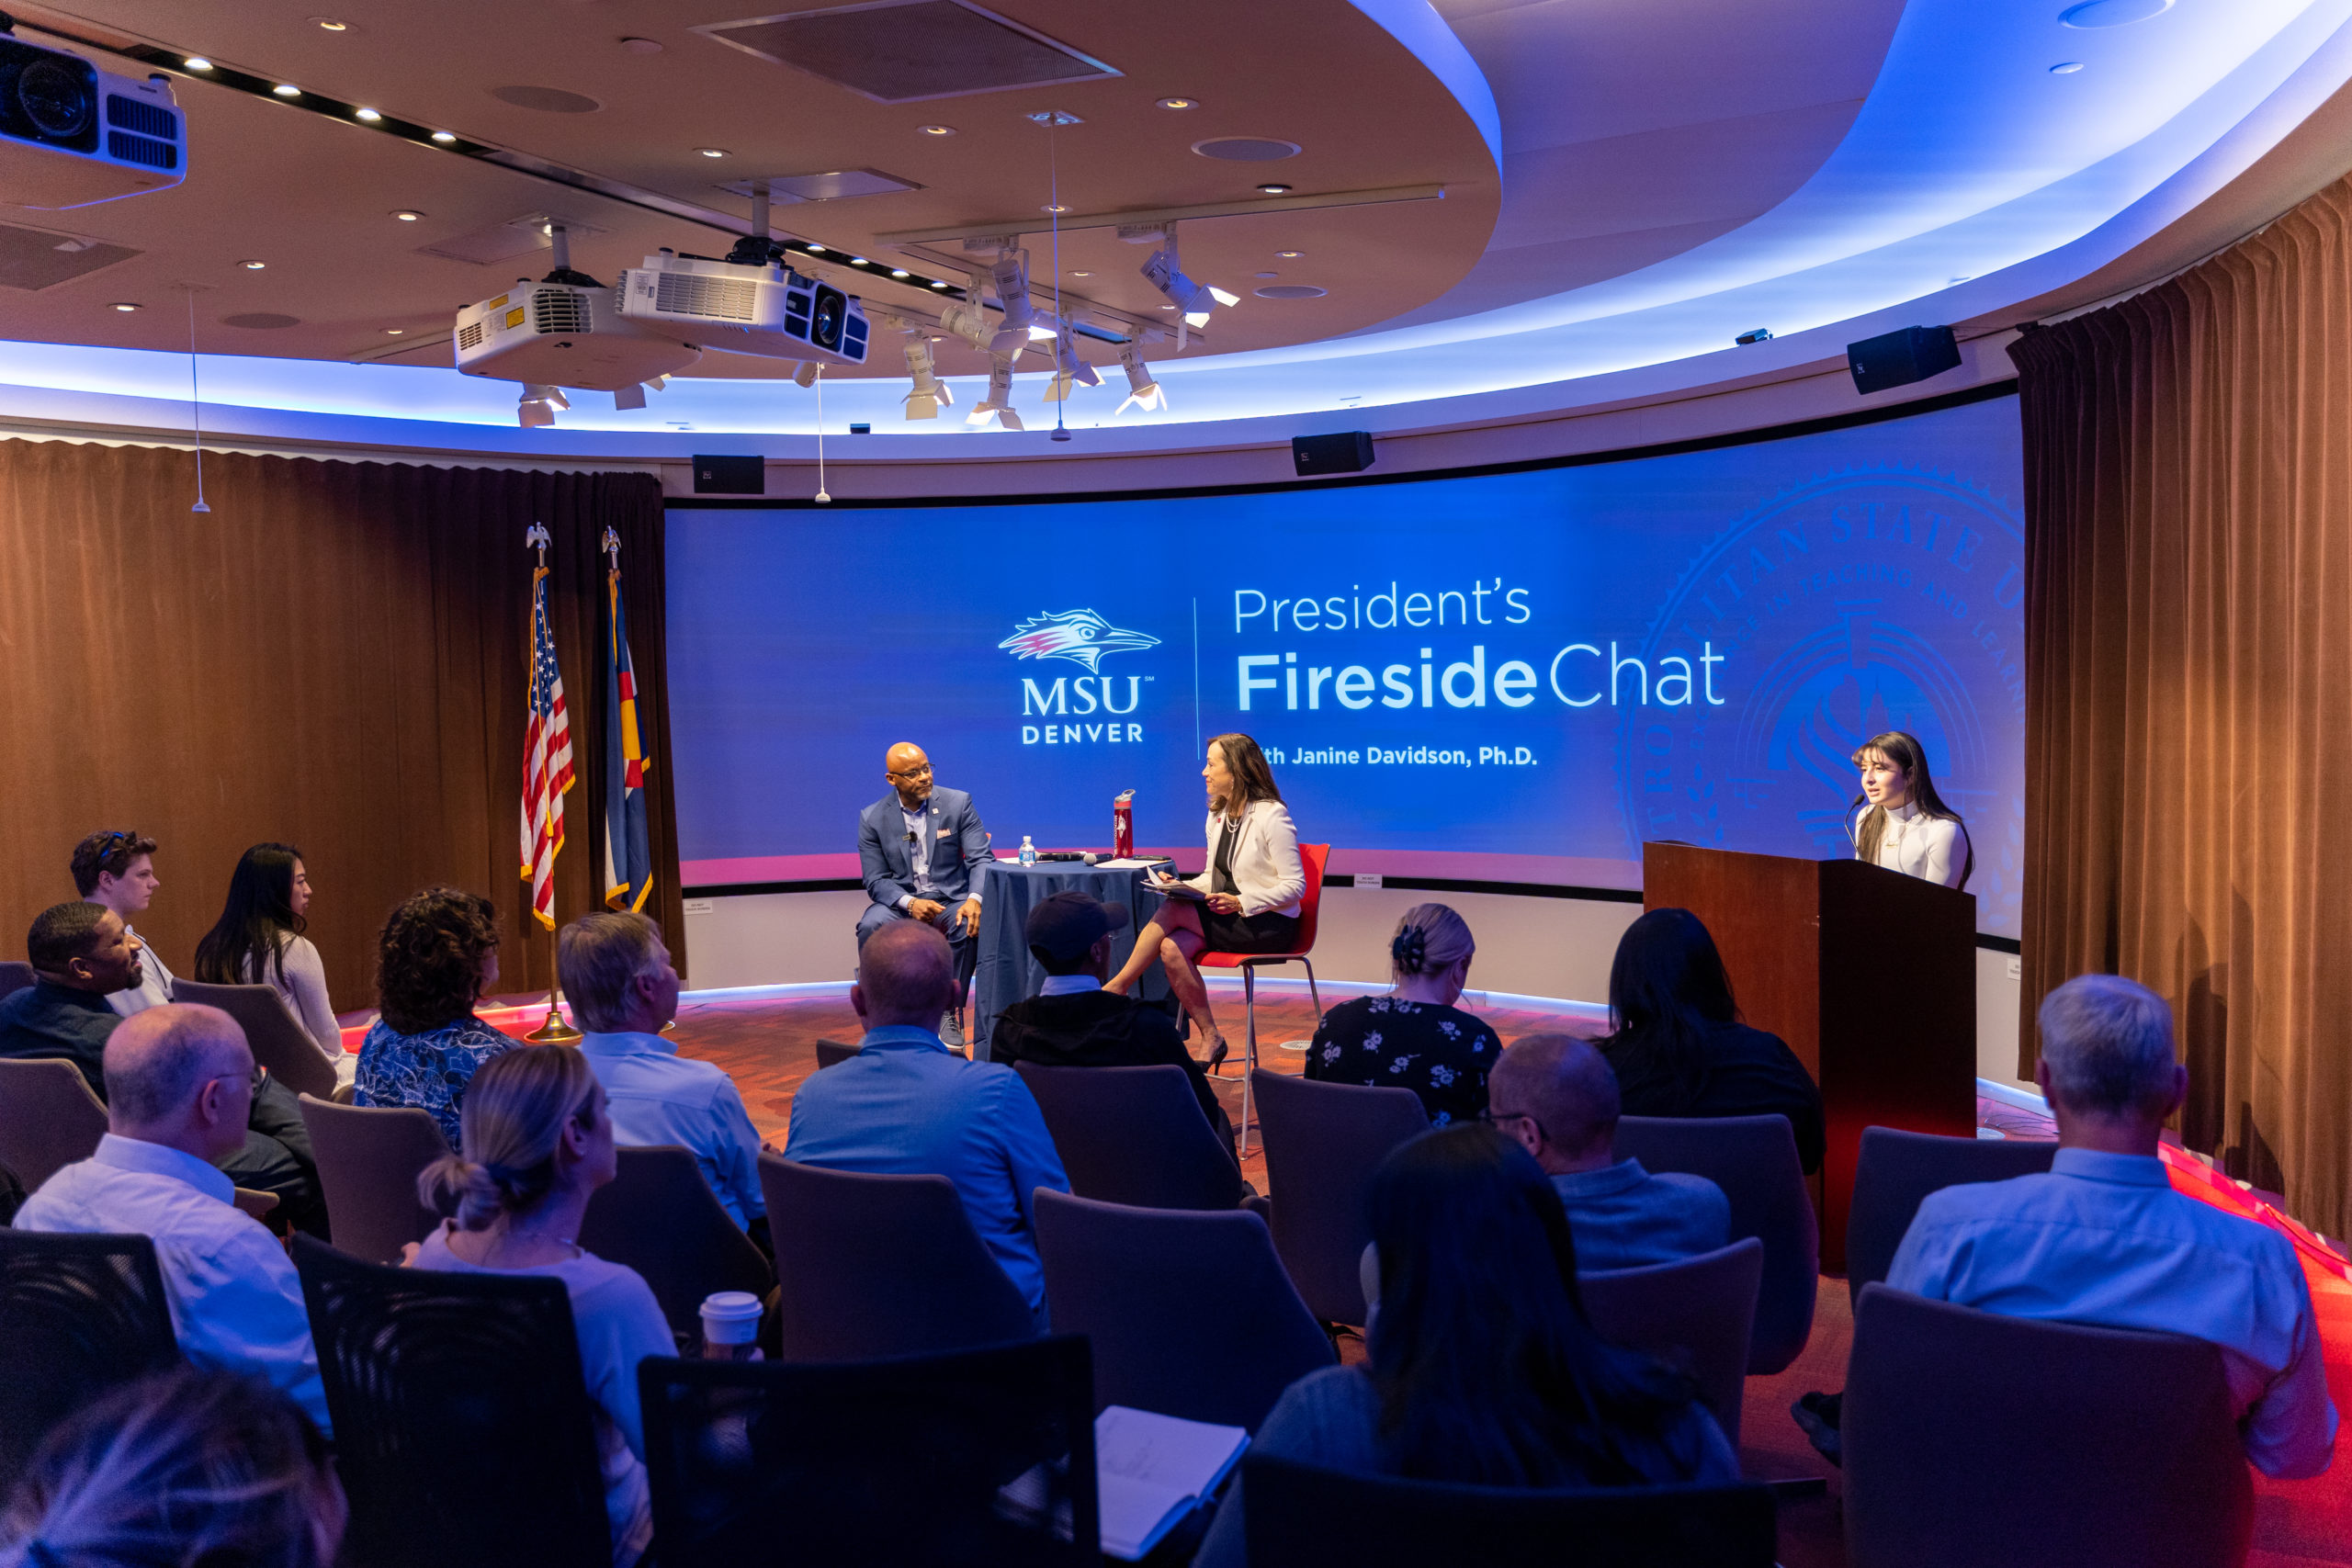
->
left=1138, top=224, right=1236, bottom=348
left=967, top=353, right=1023, bottom=430
left=1115, top=342, right=1165, bottom=414
left=517, top=383, right=569, bottom=427
left=903, top=333, right=953, bottom=419
left=1041, top=316, right=1101, bottom=401
left=988, top=251, right=1039, bottom=358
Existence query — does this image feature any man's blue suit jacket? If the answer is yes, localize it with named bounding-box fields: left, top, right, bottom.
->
left=859, top=787, right=996, bottom=911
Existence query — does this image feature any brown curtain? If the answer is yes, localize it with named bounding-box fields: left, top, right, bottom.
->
left=2014, top=176, right=2352, bottom=1237
left=0, top=440, right=683, bottom=1012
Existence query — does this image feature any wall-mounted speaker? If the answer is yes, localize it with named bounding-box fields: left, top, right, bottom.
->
left=1293, top=431, right=1375, bottom=477
left=692, top=455, right=765, bottom=495
left=1847, top=326, right=1962, bottom=395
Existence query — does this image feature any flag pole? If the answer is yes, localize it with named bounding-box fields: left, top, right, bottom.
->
left=604, top=525, right=675, bottom=1036
left=526, top=521, right=581, bottom=1044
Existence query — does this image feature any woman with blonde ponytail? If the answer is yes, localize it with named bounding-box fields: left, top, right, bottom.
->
left=407, top=1045, right=672, bottom=1567
left=1304, top=903, right=1500, bottom=1126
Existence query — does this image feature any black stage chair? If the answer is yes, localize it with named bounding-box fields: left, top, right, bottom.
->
left=1242, top=1455, right=1779, bottom=1568
left=639, top=1333, right=1099, bottom=1568
left=292, top=1235, right=611, bottom=1568
left=0, top=1230, right=181, bottom=1492
left=813, top=1037, right=859, bottom=1070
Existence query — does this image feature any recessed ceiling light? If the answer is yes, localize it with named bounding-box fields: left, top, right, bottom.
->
left=889, top=267, right=910, bottom=277
left=1156, top=96, right=1198, bottom=110
left=1041, top=203, right=1069, bottom=214
left=391, top=209, right=424, bottom=221
left=1275, top=249, right=1304, bottom=258
left=431, top=130, right=456, bottom=142
left=109, top=301, right=140, bottom=311
left=929, top=279, right=949, bottom=288
left=312, top=17, right=349, bottom=30
left=919, top=124, right=956, bottom=136
left=696, top=147, right=728, bottom=158
left=273, top=84, right=301, bottom=96
left=807, top=243, right=826, bottom=252
left=619, top=37, right=663, bottom=54
left=1257, top=183, right=1292, bottom=195
left=849, top=257, right=869, bottom=265
left=183, top=56, right=212, bottom=71
left=240, top=259, right=266, bottom=270
left=1159, top=304, right=1175, bottom=310
left=2050, top=60, right=2086, bottom=73
left=1069, top=270, right=1091, bottom=277
left=384, top=328, right=405, bottom=334
left=355, top=107, right=381, bottom=121
left=2058, top=0, right=2172, bottom=26
left=1254, top=271, right=1278, bottom=279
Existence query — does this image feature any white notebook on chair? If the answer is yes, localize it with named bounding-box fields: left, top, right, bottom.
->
left=1095, top=1405, right=1250, bottom=1561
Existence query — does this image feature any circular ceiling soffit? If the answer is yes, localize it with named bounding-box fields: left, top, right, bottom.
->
left=489, top=85, right=604, bottom=113
left=1193, top=137, right=1301, bottom=162
left=2058, top=0, right=2172, bottom=28
left=1255, top=284, right=1326, bottom=299
left=221, top=312, right=301, bottom=329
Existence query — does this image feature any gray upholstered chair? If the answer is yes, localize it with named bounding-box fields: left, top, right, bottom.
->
left=171, top=976, right=342, bottom=1100
left=1845, top=1125, right=2058, bottom=1308
left=1579, top=1236, right=1764, bottom=1447
left=578, top=1145, right=774, bottom=1339
left=0, top=1057, right=107, bottom=1193
left=1250, top=1069, right=1427, bottom=1325
left=1015, top=1062, right=1246, bottom=1211
left=296, top=1093, right=448, bottom=1265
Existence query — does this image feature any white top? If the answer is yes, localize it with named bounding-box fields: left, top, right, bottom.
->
left=15, top=1134, right=331, bottom=1435
left=1889, top=1147, right=2337, bottom=1479
left=243, top=934, right=354, bottom=1081
left=1184, top=799, right=1306, bottom=918
left=414, top=1224, right=673, bottom=1565
left=1858, top=799, right=1968, bottom=887
left=108, top=922, right=175, bottom=1018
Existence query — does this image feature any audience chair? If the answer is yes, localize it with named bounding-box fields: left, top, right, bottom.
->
left=1195, top=841, right=1332, bottom=1156
left=0, top=961, right=32, bottom=1003
left=1843, top=1284, right=2252, bottom=1568
left=757, top=1153, right=1035, bottom=1359
left=172, top=976, right=341, bottom=1100
left=1242, top=1455, right=1779, bottom=1568
left=1015, top=1062, right=1247, bottom=1210
left=1612, top=1113, right=1816, bottom=1373
left=296, top=1093, right=448, bottom=1265
left=1845, top=1126, right=2058, bottom=1309
left=0, top=1056, right=108, bottom=1194
left=1250, top=1070, right=1428, bottom=1325
left=579, top=1144, right=775, bottom=1342
left=293, top=1235, right=611, bottom=1568
left=1579, top=1236, right=1764, bottom=1448
left=0, top=1231, right=181, bottom=1495
left=812, top=1036, right=859, bottom=1070
left=232, top=1186, right=280, bottom=1223
left=1035, top=1189, right=1333, bottom=1432
left=639, top=1333, right=1099, bottom=1568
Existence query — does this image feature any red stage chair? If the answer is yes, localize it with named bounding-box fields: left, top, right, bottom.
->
left=1196, top=841, right=1331, bottom=1156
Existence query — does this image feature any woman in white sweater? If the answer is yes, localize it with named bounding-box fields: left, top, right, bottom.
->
left=193, top=841, right=352, bottom=1079
left=1849, top=730, right=1973, bottom=888
left=1105, top=732, right=1306, bottom=1069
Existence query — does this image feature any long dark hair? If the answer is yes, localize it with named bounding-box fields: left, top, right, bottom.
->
left=1205, top=732, right=1282, bottom=817
left=1849, top=729, right=1973, bottom=888
left=1365, top=1124, right=1704, bottom=1487
left=377, top=887, right=499, bottom=1035
left=193, top=842, right=305, bottom=987
left=1597, top=908, right=1739, bottom=1109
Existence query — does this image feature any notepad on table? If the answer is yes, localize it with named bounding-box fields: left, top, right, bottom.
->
left=1095, top=1404, right=1250, bottom=1561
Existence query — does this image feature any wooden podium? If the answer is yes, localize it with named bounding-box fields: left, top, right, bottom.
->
left=1642, top=842, right=1977, bottom=1272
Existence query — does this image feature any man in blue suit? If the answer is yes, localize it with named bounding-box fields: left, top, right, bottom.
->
left=857, top=741, right=996, bottom=1045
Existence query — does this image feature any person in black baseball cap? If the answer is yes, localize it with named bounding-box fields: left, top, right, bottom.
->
left=991, top=892, right=1234, bottom=1154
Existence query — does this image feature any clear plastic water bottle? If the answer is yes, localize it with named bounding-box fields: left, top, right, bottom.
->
left=1018, top=835, right=1037, bottom=867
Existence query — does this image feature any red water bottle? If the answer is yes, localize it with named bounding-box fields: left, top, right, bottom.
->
left=1113, top=790, right=1135, bottom=859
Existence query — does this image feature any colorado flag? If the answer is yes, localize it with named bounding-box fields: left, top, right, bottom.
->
left=603, top=561, right=653, bottom=912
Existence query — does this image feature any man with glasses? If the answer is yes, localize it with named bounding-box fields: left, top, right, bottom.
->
left=856, top=741, right=997, bottom=1045
left=14, top=1003, right=331, bottom=1433
left=69, top=828, right=174, bottom=1016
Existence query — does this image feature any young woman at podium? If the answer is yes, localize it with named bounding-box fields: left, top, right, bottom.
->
left=1849, top=730, right=1973, bottom=888
left=1104, top=732, right=1305, bottom=1071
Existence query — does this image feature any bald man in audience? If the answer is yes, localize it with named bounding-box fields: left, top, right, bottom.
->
left=14, top=1004, right=330, bottom=1434
left=786, top=921, right=1069, bottom=1325
left=1486, top=1032, right=1730, bottom=1272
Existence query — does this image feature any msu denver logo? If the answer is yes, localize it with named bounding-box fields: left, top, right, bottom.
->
left=998, top=610, right=1160, bottom=671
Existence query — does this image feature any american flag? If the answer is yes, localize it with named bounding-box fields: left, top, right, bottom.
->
left=521, top=560, right=575, bottom=928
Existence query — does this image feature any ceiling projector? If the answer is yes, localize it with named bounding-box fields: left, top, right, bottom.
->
left=616, top=251, right=870, bottom=367
left=0, top=22, right=185, bottom=209
left=454, top=279, right=702, bottom=401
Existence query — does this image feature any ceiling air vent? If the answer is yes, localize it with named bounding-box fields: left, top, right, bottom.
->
left=695, top=0, right=1118, bottom=104
left=0, top=221, right=136, bottom=291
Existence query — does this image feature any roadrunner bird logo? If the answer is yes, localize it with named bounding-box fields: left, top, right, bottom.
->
left=999, top=610, right=1161, bottom=673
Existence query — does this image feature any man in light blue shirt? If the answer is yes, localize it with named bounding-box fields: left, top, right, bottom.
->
left=15, top=1003, right=330, bottom=1434
left=1486, top=1032, right=1730, bottom=1272
left=558, top=912, right=766, bottom=1239
left=786, top=920, right=1069, bottom=1323
left=1890, top=975, right=2336, bottom=1479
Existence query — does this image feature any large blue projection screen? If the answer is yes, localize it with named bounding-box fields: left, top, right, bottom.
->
left=668, top=393, right=2026, bottom=936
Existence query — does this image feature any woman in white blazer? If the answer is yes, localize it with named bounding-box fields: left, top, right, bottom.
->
left=1849, top=730, right=1972, bottom=889
left=1106, top=732, right=1306, bottom=1069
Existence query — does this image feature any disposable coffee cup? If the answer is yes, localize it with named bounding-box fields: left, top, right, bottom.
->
left=699, top=1291, right=763, bottom=1359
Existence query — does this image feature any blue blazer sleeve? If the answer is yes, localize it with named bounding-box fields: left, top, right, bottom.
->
left=955, top=791, right=997, bottom=899
left=859, top=801, right=912, bottom=909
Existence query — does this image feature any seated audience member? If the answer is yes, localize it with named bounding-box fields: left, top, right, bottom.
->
left=560, top=911, right=766, bottom=1241
left=1305, top=904, right=1499, bottom=1126
left=70, top=828, right=174, bottom=1016
left=193, top=842, right=352, bottom=1083
left=1597, top=908, right=1825, bottom=1174
left=0, top=1366, right=345, bottom=1568
left=989, top=891, right=1236, bottom=1152
left=13, top=1004, right=332, bottom=1433
left=1888, top=975, right=2337, bottom=1479
left=1194, top=1124, right=1737, bottom=1567
left=1487, top=1033, right=1730, bottom=1272
left=411, top=1044, right=671, bottom=1567
left=355, top=887, right=515, bottom=1148
left=787, top=921, right=1070, bottom=1325
left=1, top=905, right=322, bottom=1226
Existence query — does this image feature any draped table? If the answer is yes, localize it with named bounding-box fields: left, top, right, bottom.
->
left=970, top=861, right=1172, bottom=1061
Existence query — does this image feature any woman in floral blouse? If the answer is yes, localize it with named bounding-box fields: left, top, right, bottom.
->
left=354, top=886, right=516, bottom=1148
left=1305, top=904, right=1498, bottom=1125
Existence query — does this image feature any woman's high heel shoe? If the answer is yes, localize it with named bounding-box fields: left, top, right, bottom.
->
left=1200, top=1036, right=1230, bottom=1075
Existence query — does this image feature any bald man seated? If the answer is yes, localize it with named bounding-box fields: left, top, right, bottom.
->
left=1487, top=1032, right=1731, bottom=1273
left=786, top=922, right=1069, bottom=1325
left=14, top=1004, right=331, bottom=1434
left=855, top=741, right=997, bottom=1045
